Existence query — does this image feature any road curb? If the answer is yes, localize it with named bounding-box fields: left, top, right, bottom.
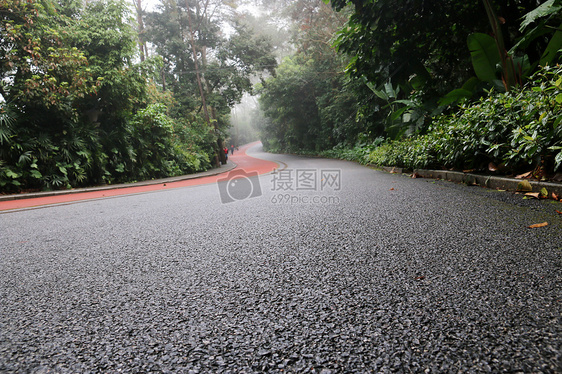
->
left=372, top=166, right=562, bottom=197
left=0, top=162, right=237, bottom=202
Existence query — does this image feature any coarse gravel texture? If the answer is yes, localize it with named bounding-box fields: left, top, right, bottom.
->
left=0, top=146, right=561, bottom=373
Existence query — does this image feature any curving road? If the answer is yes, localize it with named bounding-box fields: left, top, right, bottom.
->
left=0, top=142, right=277, bottom=212
left=0, top=143, right=561, bottom=372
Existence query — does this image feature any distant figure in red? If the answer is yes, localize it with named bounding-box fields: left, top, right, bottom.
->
left=223, top=147, right=229, bottom=162
left=230, top=145, right=235, bottom=155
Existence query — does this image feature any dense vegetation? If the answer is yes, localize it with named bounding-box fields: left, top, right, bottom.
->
left=0, top=0, right=275, bottom=192
left=2, top=0, right=561, bottom=193
left=369, top=66, right=562, bottom=173
left=258, top=0, right=562, bottom=177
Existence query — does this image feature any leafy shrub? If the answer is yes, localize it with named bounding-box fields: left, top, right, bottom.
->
left=367, top=65, right=562, bottom=174
left=320, top=136, right=385, bottom=164
left=0, top=102, right=214, bottom=193
left=129, top=104, right=212, bottom=180
left=368, top=135, right=441, bottom=169
left=0, top=99, right=100, bottom=192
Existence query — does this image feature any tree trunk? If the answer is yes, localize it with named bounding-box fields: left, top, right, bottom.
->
left=185, top=0, right=210, bottom=124
left=185, top=0, right=224, bottom=166
left=134, top=0, right=146, bottom=62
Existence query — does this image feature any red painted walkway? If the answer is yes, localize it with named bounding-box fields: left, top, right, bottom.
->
left=0, top=142, right=277, bottom=211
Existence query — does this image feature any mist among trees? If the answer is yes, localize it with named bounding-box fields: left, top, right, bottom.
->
left=1, top=0, right=561, bottom=192
left=0, top=0, right=277, bottom=191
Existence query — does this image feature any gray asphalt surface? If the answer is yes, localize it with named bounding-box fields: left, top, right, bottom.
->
left=1, top=144, right=561, bottom=373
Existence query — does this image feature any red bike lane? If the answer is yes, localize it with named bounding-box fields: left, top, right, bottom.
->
left=0, top=142, right=278, bottom=211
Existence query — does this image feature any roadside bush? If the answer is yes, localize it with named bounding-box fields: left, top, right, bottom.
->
left=0, top=102, right=215, bottom=193
left=367, top=65, right=562, bottom=174
left=0, top=100, right=101, bottom=192
left=171, top=118, right=213, bottom=173
left=368, top=134, right=444, bottom=169
left=320, top=136, right=385, bottom=164
left=129, top=104, right=212, bottom=180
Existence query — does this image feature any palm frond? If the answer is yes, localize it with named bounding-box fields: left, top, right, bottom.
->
left=0, top=102, right=16, bottom=145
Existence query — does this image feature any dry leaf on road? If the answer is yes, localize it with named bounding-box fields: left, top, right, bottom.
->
left=524, top=192, right=540, bottom=199
left=528, top=222, right=548, bottom=228
left=516, top=171, right=532, bottom=179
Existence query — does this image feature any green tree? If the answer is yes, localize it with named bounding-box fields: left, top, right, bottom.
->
left=0, top=0, right=99, bottom=190
left=1, top=0, right=239, bottom=193
left=0, top=0, right=96, bottom=109
left=73, top=0, right=152, bottom=180
left=258, top=0, right=367, bottom=152
left=146, top=0, right=276, bottom=164
left=324, top=0, right=552, bottom=137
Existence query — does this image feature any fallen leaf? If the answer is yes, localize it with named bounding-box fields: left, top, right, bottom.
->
left=390, top=188, right=395, bottom=191
left=552, top=192, right=560, bottom=200
left=463, top=169, right=476, bottom=173
left=556, top=210, right=562, bottom=215
left=524, top=192, right=540, bottom=199
left=488, top=162, right=498, bottom=172
left=540, top=187, right=548, bottom=198
left=528, top=222, right=548, bottom=228
left=411, top=173, right=420, bottom=179
left=415, top=276, right=425, bottom=281
left=516, top=171, right=532, bottom=179
left=516, top=180, right=533, bottom=192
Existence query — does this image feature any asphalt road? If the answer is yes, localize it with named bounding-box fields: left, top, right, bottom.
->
left=1, top=144, right=561, bottom=373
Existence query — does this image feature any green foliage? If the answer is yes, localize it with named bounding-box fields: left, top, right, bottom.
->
left=328, top=0, right=492, bottom=95
left=1, top=0, right=97, bottom=113
left=366, top=66, right=562, bottom=173
left=0, top=0, right=103, bottom=192
left=145, top=0, right=277, bottom=166
left=0, top=100, right=15, bottom=145
left=259, top=56, right=323, bottom=152
left=320, top=135, right=385, bottom=164
left=368, top=137, right=438, bottom=170
left=129, top=104, right=210, bottom=180
left=323, top=0, right=560, bottom=138
left=256, top=0, right=562, bottom=173
left=364, top=80, right=428, bottom=138
left=0, top=0, right=281, bottom=193
left=468, top=33, right=503, bottom=84
left=258, top=1, right=367, bottom=153
left=259, top=54, right=368, bottom=153
left=0, top=116, right=100, bottom=191
left=0, top=0, right=230, bottom=193
left=516, top=0, right=562, bottom=68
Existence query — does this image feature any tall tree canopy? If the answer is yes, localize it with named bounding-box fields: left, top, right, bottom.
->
left=258, top=0, right=368, bottom=152
left=146, top=0, right=276, bottom=163
left=257, top=0, right=561, bottom=154
left=327, top=0, right=552, bottom=96
left=0, top=0, right=277, bottom=191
